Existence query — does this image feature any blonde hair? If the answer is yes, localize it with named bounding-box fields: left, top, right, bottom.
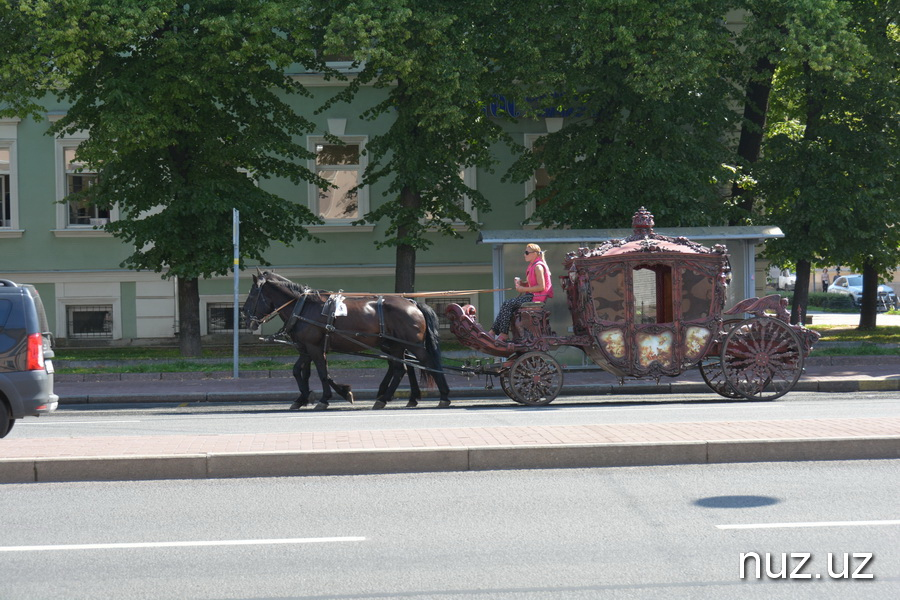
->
left=526, top=243, right=543, bottom=255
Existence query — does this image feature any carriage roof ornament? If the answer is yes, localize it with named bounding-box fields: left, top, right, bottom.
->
left=632, top=206, right=654, bottom=237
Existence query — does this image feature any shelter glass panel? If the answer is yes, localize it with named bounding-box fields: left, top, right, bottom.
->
left=633, top=267, right=657, bottom=324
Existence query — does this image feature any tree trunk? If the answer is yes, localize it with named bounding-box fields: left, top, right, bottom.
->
left=859, top=260, right=879, bottom=330
left=177, top=276, right=202, bottom=357
left=730, top=56, right=775, bottom=222
left=394, top=184, right=419, bottom=293
left=789, top=260, right=811, bottom=326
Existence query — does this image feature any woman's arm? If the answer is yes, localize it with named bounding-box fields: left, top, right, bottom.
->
left=515, top=264, right=547, bottom=293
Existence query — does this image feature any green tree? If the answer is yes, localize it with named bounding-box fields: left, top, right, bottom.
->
left=759, top=0, right=898, bottom=328
left=315, top=0, right=516, bottom=292
left=39, top=1, right=327, bottom=355
left=503, top=0, right=739, bottom=229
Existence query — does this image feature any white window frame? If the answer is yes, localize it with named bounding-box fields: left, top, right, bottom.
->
left=53, top=125, right=118, bottom=237
left=307, top=135, right=369, bottom=228
left=0, top=119, right=22, bottom=238
left=424, top=166, right=478, bottom=228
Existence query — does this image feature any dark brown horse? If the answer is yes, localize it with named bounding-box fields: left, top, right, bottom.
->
left=242, top=270, right=450, bottom=409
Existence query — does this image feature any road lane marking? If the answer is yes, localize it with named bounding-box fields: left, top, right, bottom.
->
left=717, top=520, right=900, bottom=530
left=18, top=420, right=142, bottom=426
left=0, top=536, right=366, bottom=552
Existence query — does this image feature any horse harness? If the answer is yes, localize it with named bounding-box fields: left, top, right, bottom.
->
left=259, top=283, right=423, bottom=354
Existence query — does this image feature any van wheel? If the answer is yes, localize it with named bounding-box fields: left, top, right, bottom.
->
left=0, top=402, right=10, bottom=438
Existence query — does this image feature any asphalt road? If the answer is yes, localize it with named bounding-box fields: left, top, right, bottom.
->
left=1, top=460, right=897, bottom=600
left=12, top=391, right=900, bottom=438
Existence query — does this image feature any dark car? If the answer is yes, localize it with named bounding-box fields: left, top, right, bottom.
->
left=0, top=280, right=58, bottom=437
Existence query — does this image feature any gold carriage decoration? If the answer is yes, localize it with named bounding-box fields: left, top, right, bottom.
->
left=446, top=208, right=820, bottom=406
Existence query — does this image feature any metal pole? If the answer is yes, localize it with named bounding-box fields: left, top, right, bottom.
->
left=232, top=209, right=240, bottom=379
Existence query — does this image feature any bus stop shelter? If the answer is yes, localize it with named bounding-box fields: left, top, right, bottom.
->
left=478, top=225, right=784, bottom=321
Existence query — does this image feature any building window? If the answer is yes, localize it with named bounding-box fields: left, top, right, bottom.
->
left=0, top=147, right=10, bottom=228
left=425, top=167, right=478, bottom=225
left=524, top=134, right=553, bottom=221
left=63, top=146, right=107, bottom=227
left=309, top=136, right=368, bottom=223
left=207, top=303, right=250, bottom=334
left=67, top=305, right=113, bottom=339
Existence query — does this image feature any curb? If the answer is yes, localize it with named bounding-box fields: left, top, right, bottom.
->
left=3, top=436, right=899, bottom=484
left=55, top=376, right=900, bottom=406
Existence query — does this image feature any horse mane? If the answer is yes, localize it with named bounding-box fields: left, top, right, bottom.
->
left=260, top=271, right=331, bottom=300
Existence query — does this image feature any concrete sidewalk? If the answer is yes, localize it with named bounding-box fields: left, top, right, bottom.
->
left=2, top=417, right=899, bottom=484
left=1, top=355, right=896, bottom=484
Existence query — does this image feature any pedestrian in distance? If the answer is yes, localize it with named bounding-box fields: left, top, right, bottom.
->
left=822, top=267, right=830, bottom=293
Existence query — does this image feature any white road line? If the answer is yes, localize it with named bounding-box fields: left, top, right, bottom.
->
left=18, top=420, right=143, bottom=426
left=0, top=536, right=366, bottom=552
left=717, top=520, right=900, bottom=531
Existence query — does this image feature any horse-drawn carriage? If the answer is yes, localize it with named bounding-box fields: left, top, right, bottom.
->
left=445, top=207, right=820, bottom=405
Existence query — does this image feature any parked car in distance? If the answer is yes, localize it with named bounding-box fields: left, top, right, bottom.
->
left=0, top=280, right=58, bottom=438
left=776, top=269, right=796, bottom=291
left=827, top=275, right=899, bottom=311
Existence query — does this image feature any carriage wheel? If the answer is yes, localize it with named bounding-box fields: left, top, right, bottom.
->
left=698, top=319, right=743, bottom=399
left=498, top=370, right=523, bottom=403
left=699, top=357, right=742, bottom=399
left=508, top=351, right=563, bottom=406
left=720, top=317, right=803, bottom=401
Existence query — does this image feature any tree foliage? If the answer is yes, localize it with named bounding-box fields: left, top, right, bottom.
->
left=15, top=0, right=328, bottom=354
left=504, top=0, right=739, bottom=229
left=314, top=0, right=519, bottom=291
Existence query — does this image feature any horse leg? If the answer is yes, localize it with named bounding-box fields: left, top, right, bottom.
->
left=373, top=357, right=405, bottom=410
left=327, top=377, right=354, bottom=404
left=290, top=354, right=313, bottom=410
left=405, top=364, right=421, bottom=408
left=310, top=350, right=334, bottom=411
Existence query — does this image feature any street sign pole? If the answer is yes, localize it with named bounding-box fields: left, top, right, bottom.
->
left=232, top=209, right=240, bottom=379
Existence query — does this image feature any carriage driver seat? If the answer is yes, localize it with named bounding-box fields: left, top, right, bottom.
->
left=511, top=301, right=555, bottom=342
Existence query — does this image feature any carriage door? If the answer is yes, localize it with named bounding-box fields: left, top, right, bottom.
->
left=632, top=265, right=674, bottom=369
left=632, top=265, right=673, bottom=324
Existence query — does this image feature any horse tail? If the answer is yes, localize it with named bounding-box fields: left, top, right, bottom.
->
left=416, top=301, right=444, bottom=388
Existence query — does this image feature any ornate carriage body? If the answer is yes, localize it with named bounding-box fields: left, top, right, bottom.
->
left=562, top=207, right=730, bottom=380
left=446, top=208, right=819, bottom=406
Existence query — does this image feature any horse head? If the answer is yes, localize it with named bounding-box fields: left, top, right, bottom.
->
left=241, top=268, right=273, bottom=330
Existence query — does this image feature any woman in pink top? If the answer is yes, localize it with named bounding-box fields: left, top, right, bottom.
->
left=489, top=243, right=553, bottom=342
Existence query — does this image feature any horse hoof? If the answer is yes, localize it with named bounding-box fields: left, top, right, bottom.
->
left=437, top=400, right=451, bottom=408
left=313, top=402, right=329, bottom=411
left=289, top=401, right=307, bottom=410
left=372, top=400, right=387, bottom=410
left=347, top=391, right=355, bottom=405
left=406, top=399, right=418, bottom=408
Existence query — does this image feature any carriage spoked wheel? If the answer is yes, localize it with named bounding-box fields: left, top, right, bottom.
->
left=698, top=319, right=743, bottom=399
left=508, top=351, right=564, bottom=406
left=720, top=316, right=803, bottom=401
left=498, top=371, right=523, bottom=404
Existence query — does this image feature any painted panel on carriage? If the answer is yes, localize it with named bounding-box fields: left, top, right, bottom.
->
left=636, top=331, right=674, bottom=368
left=684, top=326, right=712, bottom=361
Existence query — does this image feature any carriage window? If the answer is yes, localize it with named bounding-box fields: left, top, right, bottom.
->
left=633, top=265, right=673, bottom=324
left=682, top=269, right=713, bottom=321
left=590, top=269, right=626, bottom=323
left=309, top=136, right=369, bottom=223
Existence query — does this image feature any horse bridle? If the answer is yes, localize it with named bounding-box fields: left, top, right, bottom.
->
left=246, top=278, right=295, bottom=330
